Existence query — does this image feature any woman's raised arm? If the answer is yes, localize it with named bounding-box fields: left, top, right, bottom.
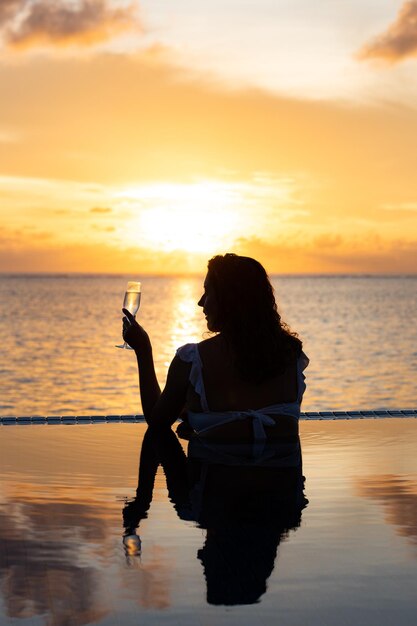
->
left=122, top=308, right=190, bottom=427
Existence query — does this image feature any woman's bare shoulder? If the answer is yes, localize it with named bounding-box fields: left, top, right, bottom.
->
left=197, top=335, right=233, bottom=371
left=197, top=334, right=225, bottom=354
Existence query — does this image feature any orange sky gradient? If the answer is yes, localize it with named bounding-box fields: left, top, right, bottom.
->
left=0, top=0, right=417, bottom=274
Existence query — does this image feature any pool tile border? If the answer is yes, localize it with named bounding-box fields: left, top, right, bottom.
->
left=1, top=410, right=416, bottom=425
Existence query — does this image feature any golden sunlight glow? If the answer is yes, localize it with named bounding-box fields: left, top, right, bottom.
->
left=164, top=279, right=205, bottom=364
left=117, top=181, right=242, bottom=253
left=1, top=16, right=417, bottom=275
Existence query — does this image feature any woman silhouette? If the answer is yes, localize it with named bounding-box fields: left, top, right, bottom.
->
left=122, top=253, right=308, bottom=440
left=123, top=427, right=308, bottom=605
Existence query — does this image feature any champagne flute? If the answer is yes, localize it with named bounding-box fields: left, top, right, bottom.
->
left=116, top=281, right=141, bottom=350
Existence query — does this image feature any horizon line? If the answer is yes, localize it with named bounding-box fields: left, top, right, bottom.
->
left=0, top=271, right=416, bottom=279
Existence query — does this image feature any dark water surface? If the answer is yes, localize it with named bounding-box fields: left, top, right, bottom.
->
left=0, top=419, right=416, bottom=625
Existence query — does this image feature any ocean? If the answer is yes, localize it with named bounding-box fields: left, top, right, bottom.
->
left=0, top=274, right=416, bottom=416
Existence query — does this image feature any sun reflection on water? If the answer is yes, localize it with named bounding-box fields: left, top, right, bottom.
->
left=163, top=278, right=207, bottom=366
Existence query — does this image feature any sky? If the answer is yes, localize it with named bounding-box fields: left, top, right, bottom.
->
left=0, top=0, right=417, bottom=274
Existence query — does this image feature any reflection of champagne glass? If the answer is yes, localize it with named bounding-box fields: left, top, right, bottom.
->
left=116, top=281, right=141, bottom=350
left=123, top=532, right=142, bottom=567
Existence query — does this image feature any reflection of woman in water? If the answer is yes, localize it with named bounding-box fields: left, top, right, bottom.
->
left=123, top=428, right=308, bottom=605
left=122, top=253, right=309, bottom=440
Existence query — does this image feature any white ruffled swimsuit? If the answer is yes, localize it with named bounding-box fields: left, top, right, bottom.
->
left=176, top=343, right=309, bottom=442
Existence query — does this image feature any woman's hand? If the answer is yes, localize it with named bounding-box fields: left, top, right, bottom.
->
left=122, top=309, right=151, bottom=352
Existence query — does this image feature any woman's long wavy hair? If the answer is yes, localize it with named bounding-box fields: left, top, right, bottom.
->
left=207, top=253, right=302, bottom=383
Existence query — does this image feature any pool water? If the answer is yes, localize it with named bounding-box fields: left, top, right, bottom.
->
left=0, top=419, right=416, bottom=625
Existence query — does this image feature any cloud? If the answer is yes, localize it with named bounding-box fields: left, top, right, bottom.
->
left=358, top=1, right=417, bottom=63
left=0, top=127, right=22, bottom=143
left=0, top=232, right=207, bottom=274
left=381, top=202, right=417, bottom=213
left=93, top=224, right=116, bottom=231
left=234, top=234, right=417, bottom=275
left=0, top=52, right=417, bottom=275
left=0, top=0, right=21, bottom=23
left=0, top=494, right=112, bottom=622
left=356, top=475, right=417, bottom=548
left=1, top=0, right=140, bottom=49
left=313, top=233, right=343, bottom=249
left=90, top=206, right=112, bottom=213
left=0, top=225, right=416, bottom=274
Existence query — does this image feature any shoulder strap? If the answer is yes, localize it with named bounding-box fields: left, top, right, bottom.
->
left=296, top=352, right=309, bottom=402
left=176, top=343, right=210, bottom=412
left=192, top=345, right=210, bottom=412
